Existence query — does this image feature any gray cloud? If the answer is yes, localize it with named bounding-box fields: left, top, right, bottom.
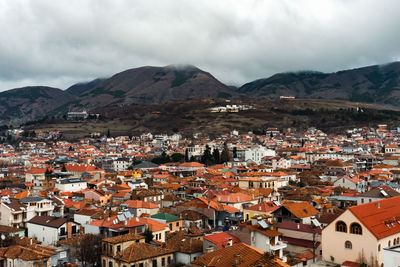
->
left=0, top=0, right=400, bottom=90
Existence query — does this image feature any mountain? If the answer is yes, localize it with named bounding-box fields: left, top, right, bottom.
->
left=77, top=65, right=235, bottom=107
left=25, top=98, right=400, bottom=139
left=66, top=78, right=106, bottom=96
left=238, top=62, right=400, bottom=106
left=0, top=86, right=76, bottom=124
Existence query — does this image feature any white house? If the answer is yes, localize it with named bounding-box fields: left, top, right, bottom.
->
left=55, top=178, right=87, bottom=192
left=27, top=216, right=80, bottom=245
left=245, top=146, right=276, bottom=164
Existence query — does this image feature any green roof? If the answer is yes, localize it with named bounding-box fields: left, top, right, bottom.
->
left=150, top=212, right=179, bottom=222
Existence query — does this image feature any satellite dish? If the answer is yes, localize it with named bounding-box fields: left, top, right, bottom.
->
left=1, top=234, right=5, bottom=240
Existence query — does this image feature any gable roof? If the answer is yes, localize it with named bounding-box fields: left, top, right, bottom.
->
left=357, top=186, right=400, bottom=199
left=150, top=213, right=179, bottom=222
left=279, top=202, right=318, bottom=218
left=114, top=243, right=173, bottom=263
left=27, top=216, right=67, bottom=228
left=349, top=196, right=400, bottom=239
left=204, top=232, right=241, bottom=249
left=244, top=201, right=280, bottom=213
left=191, top=243, right=264, bottom=267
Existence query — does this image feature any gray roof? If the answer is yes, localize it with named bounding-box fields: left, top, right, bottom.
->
left=20, top=197, right=45, bottom=203
left=356, top=186, right=400, bottom=198
left=134, top=161, right=159, bottom=169
left=59, top=178, right=85, bottom=184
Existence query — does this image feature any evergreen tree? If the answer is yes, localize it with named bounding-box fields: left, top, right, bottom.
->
left=212, top=148, right=220, bottom=164
left=144, top=228, right=154, bottom=243
left=201, top=145, right=213, bottom=166
left=184, top=148, right=189, bottom=162
left=233, top=147, right=237, bottom=159
left=220, top=142, right=231, bottom=163
left=171, top=153, right=184, bottom=162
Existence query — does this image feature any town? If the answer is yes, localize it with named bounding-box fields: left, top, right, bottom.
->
left=0, top=124, right=399, bottom=266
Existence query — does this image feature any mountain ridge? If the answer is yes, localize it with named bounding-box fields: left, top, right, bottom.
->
left=2, top=62, right=400, bottom=124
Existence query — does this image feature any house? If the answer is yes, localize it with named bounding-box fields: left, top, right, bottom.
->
left=55, top=178, right=87, bottom=192
left=0, top=245, right=55, bottom=266
left=272, top=202, right=318, bottom=224
left=322, top=196, right=400, bottom=266
left=0, top=225, right=25, bottom=238
left=203, top=232, right=240, bottom=252
left=27, top=216, right=80, bottom=245
left=0, top=196, right=57, bottom=228
left=123, top=200, right=159, bottom=217
left=244, top=146, right=276, bottom=164
left=175, top=197, right=241, bottom=229
left=277, top=221, right=321, bottom=256
left=212, top=192, right=258, bottom=212
left=84, top=189, right=112, bottom=205
left=179, top=210, right=208, bottom=229
left=384, top=244, right=400, bottom=267
left=243, top=201, right=280, bottom=221
left=165, top=230, right=203, bottom=265
left=101, top=232, right=145, bottom=262
left=355, top=185, right=400, bottom=205
left=73, top=209, right=101, bottom=226
left=150, top=213, right=182, bottom=232
left=233, top=219, right=287, bottom=261
left=192, top=242, right=288, bottom=267
left=103, top=242, right=174, bottom=267
left=333, top=175, right=366, bottom=193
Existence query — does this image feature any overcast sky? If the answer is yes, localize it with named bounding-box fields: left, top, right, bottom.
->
left=0, top=0, right=400, bottom=91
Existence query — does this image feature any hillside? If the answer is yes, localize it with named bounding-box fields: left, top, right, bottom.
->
left=24, top=98, right=400, bottom=139
left=238, top=62, right=400, bottom=106
left=0, top=86, right=76, bottom=124
left=77, top=65, right=235, bottom=107
left=66, top=78, right=106, bottom=96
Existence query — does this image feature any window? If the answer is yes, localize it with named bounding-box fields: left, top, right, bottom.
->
left=378, top=244, right=381, bottom=252
left=389, top=240, right=391, bottom=247
left=103, top=260, right=106, bottom=267
left=162, top=257, right=165, bottom=266
left=350, top=223, right=362, bottom=235
left=117, top=245, right=121, bottom=252
left=109, top=262, right=113, bottom=267
left=139, top=264, right=144, bottom=267
left=176, top=222, right=179, bottom=227
left=168, top=256, right=171, bottom=264
left=345, top=241, right=352, bottom=249
left=336, top=221, right=347, bottom=232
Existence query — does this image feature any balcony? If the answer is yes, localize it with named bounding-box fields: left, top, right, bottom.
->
left=268, top=241, right=287, bottom=251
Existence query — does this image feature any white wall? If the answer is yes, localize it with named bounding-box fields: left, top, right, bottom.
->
left=27, top=223, right=59, bottom=245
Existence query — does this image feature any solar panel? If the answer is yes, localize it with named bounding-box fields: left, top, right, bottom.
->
left=311, top=218, right=321, bottom=227
left=273, top=201, right=281, bottom=206
left=117, top=215, right=126, bottom=221
left=124, top=211, right=132, bottom=219
left=258, top=220, right=269, bottom=229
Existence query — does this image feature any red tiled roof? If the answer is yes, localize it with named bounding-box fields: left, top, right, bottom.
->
left=204, top=232, right=241, bottom=249
left=245, top=201, right=280, bottom=213
left=349, top=196, right=400, bottom=239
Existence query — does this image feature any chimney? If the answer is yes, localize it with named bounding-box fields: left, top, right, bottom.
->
left=297, top=223, right=300, bottom=229
left=234, top=254, right=242, bottom=266
left=227, top=238, right=233, bottom=246
left=376, top=202, right=380, bottom=208
left=67, top=222, right=72, bottom=238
